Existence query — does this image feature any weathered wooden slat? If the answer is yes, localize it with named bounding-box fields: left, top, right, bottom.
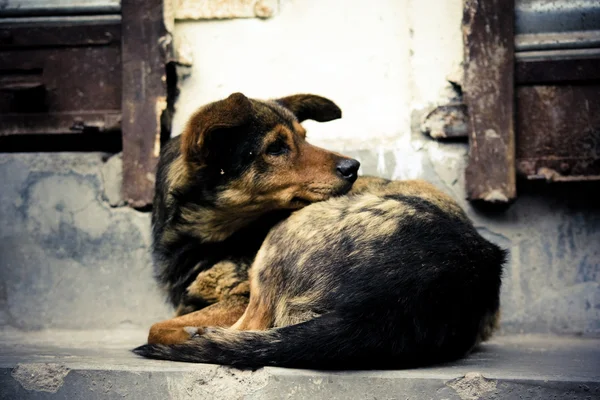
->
left=0, top=18, right=122, bottom=140
left=121, top=0, right=173, bottom=208
left=463, top=0, right=516, bottom=203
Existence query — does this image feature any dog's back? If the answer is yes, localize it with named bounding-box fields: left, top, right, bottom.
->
left=253, top=178, right=504, bottom=367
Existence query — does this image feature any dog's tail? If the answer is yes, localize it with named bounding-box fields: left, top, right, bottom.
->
left=133, top=313, right=383, bottom=369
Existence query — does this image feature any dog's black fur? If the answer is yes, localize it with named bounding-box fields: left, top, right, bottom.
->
left=135, top=93, right=506, bottom=369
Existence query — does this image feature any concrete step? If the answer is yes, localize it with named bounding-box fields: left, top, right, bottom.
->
left=0, top=330, right=599, bottom=400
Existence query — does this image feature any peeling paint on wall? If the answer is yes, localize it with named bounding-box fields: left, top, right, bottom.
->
left=174, top=0, right=278, bottom=20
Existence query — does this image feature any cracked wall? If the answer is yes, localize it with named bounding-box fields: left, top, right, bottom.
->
left=0, top=153, right=171, bottom=330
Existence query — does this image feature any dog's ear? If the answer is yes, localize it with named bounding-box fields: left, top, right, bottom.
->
left=275, top=94, right=342, bottom=123
left=181, top=92, right=253, bottom=163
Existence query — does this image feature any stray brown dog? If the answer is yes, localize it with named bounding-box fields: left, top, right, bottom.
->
left=134, top=93, right=505, bottom=369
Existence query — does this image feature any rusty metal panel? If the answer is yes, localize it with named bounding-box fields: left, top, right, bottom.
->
left=0, top=113, right=121, bottom=136
left=0, top=16, right=122, bottom=136
left=514, top=1, right=600, bottom=83
left=463, top=0, right=517, bottom=203
left=0, top=46, right=121, bottom=113
left=516, top=84, right=600, bottom=181
left=516, top=53, right=600, bottom=84
left=454, top=0, right=600, bottom=196
left=0, top=15, right=121, bottom=48
left=121, top=0, right=173, bottom=208
left=515, top=30, right=600, bottom=52
left=515, top=0, right=600, bottom=35
left=0, top=1, right=121, bottom=17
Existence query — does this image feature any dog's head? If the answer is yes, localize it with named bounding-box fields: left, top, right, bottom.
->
left=180, top=92, right=360, bottom=211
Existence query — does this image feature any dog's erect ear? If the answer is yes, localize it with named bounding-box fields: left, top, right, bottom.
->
left=181, top=92, right=253, bottom=163
left=275, top=94, right=342, bottom=123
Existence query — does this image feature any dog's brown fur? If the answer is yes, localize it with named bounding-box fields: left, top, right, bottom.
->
left=137, top=93, right=505, bottom=369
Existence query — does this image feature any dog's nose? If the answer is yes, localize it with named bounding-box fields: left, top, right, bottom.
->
left=336, top=159, right=360, bottom=183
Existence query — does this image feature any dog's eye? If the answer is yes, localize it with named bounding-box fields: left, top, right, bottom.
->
left=266, top=140, right=288, bottom=156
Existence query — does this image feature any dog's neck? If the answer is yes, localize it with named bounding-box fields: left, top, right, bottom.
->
left=178, top=202, right=268, bottom=243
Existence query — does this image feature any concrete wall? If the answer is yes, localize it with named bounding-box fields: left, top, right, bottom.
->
left=0, top=0, right=598, bottom=335
left=0, top=154, right=171, bottom=330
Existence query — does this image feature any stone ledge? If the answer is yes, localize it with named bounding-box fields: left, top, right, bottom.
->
left=0, top=330, right=599, bottom=399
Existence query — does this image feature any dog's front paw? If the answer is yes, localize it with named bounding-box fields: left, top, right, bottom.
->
left=183, top=326, right=204, bottom=339
left=148, top=325, right=206, bottom=345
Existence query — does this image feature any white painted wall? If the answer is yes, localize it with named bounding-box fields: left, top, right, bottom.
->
left=172, top=0, right=463, bottom=158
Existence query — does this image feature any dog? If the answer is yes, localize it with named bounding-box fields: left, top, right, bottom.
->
left=145, top=92, right=360, bottom=345
left=134, top=92, right=506, bottom=369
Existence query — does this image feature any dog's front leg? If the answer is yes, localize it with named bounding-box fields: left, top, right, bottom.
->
left=148, top=296, right=248, bottom=345
left=174, top=259, right=251, bottom=317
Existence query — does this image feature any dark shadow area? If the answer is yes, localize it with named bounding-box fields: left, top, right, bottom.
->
left=161, top=61, right=180, bottom=147
left=0, top=132, right=122, bottom=153
left=470, top=177, right=600, bottom=216
left=517, top=178, right=600, bottom=209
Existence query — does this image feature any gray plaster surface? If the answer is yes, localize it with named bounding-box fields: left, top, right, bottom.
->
left=0, top=330, right=598, bottom=399
left=0, top=153, right=172, bottom=331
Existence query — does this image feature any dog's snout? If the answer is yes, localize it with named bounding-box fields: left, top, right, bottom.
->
left=336, top=159, right=360, bottom=183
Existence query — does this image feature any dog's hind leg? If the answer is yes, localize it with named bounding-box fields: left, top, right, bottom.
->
left=147, top=296, right=248, bottom=345
left=229, top=291, right=276, bottom=331
left=227, top=255, right=282, bottom=331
